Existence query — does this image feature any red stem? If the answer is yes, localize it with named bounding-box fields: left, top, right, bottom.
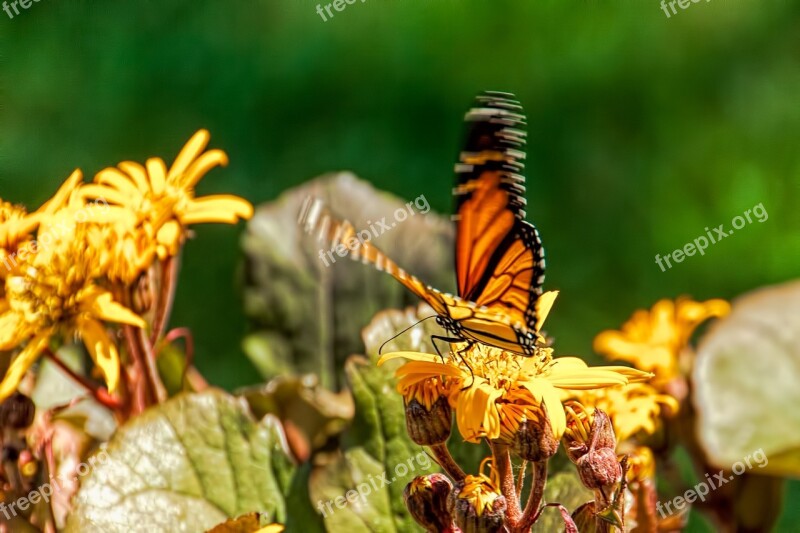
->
left=430, top=444, right=466, bottom=482
left=491, top=442, right=522, bottom=524
left=150, top=255, right=180, bottom=346
left=517, top=461, right=548, bottom=531
left=42, top=348, right=123, bottom=411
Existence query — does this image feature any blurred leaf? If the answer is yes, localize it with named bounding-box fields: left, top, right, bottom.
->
left=66, top=389, right=295, bottom=533
left=238, top=375, right=354, bottom=462
left=532, top=471, right=593, bottom=532
left=241, top=173, right=453, bottom=389
left=157, top=342, right=190, bottom=396
left=693, top=279, right=800, bottom=476
left=32, top=345, right=117, bottom=441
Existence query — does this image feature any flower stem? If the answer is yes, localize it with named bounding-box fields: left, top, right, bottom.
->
left=516, top=459, right=528, bottom=500
left=150, top=255, right=180, bottom=346
left=137, top=326, right=167, bottom=403
left=491, top=442, right=522, bottom=525
left=122, top=323, right=153, bottom=411
left=517, top=460, right=548, bottom=531
left=42, top=348, right=123, bottom=411
left=430, top=443, right=466, bottom=482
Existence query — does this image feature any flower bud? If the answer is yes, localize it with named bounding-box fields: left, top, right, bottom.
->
left=449, top=475, right=506, bottom=533
left=510, top=413, right=559, bottom=463
left=563, top=407, right=623, bottom=492
left=404, top=474, right=455, bottom=532
left=0, top=392, right=35, bottom=429
left=576, top=447, right=623, bottom=490
left=405, top=396, right=452, bottom=446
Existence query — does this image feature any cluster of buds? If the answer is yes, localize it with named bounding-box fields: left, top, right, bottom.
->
left=402, top=394, right=572, bottom=532
left=404, top=471, right=510, bottom=533
left=563, top=403, right=627, bottom=530
left=404, top=398, right=512, bottom=532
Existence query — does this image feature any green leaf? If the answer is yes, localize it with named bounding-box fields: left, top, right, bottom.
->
left=361, top=304, right=488, bottom=474
left=65, top=389, right=295, bottom=533
left=300, top=356, right=439, bottom=532
left=241, top=173, right=454, bottom=389
left=532, top=471, right=593, bottom=532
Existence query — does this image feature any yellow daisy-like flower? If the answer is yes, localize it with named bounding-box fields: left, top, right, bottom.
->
left=0, top=225, right=145, bottom=401
left=569, top=383, right=679, bottom=444
left=379, top=344, right=652, bottom=443
left=0, top=170, right=84, bottom=279
left=594, top=297, right=729, bottom=380
left=78, top=129, right=254, bottom=278
left=458, top=472, right=503, bottom=518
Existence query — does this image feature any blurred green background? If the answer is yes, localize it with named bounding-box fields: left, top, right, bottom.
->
left=2, top=0, right=799, bottom=529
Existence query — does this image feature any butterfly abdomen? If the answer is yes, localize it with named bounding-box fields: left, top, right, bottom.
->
left=298, top=196, right=435, bottom=302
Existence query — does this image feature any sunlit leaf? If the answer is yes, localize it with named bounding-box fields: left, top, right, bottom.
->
left=66, top=390, right=295, bottom=533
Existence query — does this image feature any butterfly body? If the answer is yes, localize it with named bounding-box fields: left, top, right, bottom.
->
left=299, top=91, right=557, bottom=356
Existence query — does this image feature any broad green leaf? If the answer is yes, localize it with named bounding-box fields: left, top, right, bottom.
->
left=693, top=280, right=800, bottom=476
left=302, top=356, right=439, bottom=532
left=241, top=172, right=453, bottom=389
left=65, top=389, right=294, bottom=533
left=361, top=304, right=488, bottom=474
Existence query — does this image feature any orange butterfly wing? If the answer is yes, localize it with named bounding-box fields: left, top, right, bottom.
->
left=453, top=92, right=551, bottom=335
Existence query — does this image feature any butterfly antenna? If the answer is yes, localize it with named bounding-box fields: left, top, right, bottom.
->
left=378, top=315, right=438, bottom=355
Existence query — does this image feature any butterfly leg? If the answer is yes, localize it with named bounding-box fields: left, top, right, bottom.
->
left=453, top=341, right=476, bottom=388
left=430, top=335, right=463, bottom=362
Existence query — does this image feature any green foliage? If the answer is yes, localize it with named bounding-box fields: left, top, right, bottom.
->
left=66, top=390, right=294, bottom=532
left=241, top=173, right=453, bottom=390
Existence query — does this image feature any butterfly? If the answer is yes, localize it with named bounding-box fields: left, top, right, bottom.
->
left=299, top=91, right=558, bottom=356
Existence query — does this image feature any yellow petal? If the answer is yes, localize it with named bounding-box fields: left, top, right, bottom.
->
left=255, top=526, right=284, bottom=533
left=156, top=220, right=183, bottom=255
left=94, top=167, right=143, bottom=199
left=146, top=157, right=168, bottom=196
left=182, top=149, right=229, bottom=189
left=167, top=129, right=210, bottom=184
left=378, top=351, right=441, bottom=366
left=78, top=184, right=130, bottom=207
left=35, top=169, right=83, bottom=215
left=534, top=290, right=559, bottom=332
left=82, top=289, right=146, bottom=328
left=541, top=388, right=567, bottom=438
left=0, top=332, right=50, bottom=402
left=77, top=317, right=121, bottom=393
left=118, top=161, right=151, bottom=193
left=0, top=312, right=24, bottom=350
left=181, top=195, right=254, bottom=224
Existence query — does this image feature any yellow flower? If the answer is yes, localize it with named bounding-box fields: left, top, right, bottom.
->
left=626, top=445, right=656, bottom=483
left=458, top=472, right=503, bottom=518
left=0, top=170, right=83, bottom=278
left=78, top=129, right=254, bottom=268
left=379, top=344, right=652, bottom=443
left=570, top=383, right=679, bottom=444
left=594, top=297, right=729, bottom=380
left=0, top=224, right=145, bottom=401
